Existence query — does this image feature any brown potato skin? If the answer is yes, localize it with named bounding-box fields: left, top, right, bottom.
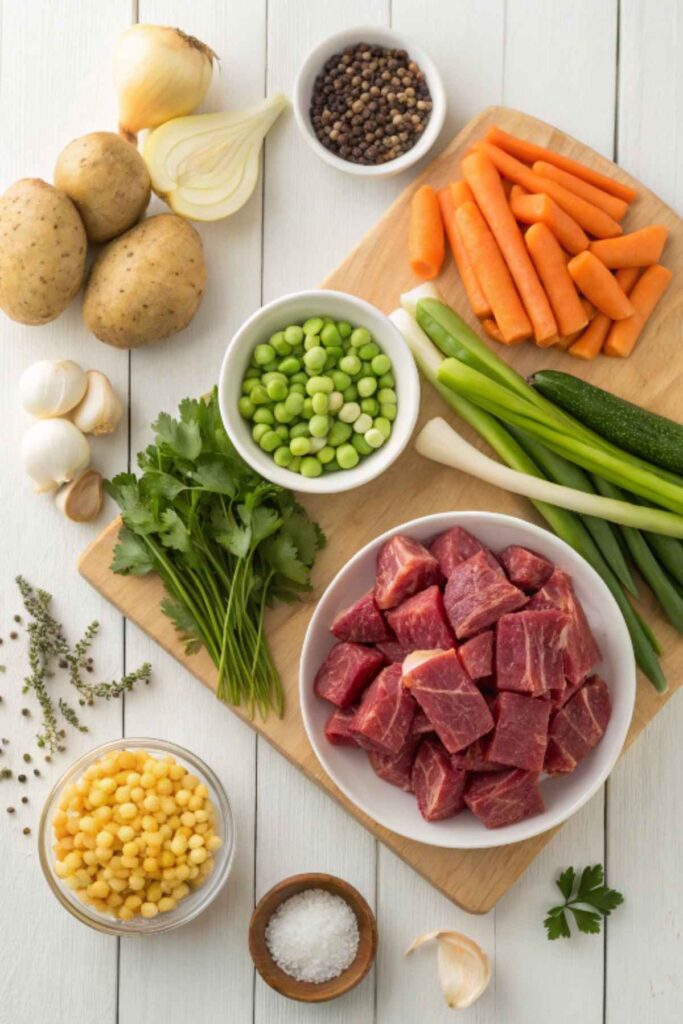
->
left=0, top=178, right=87, bottom=325
left=82, top=214, right=206, bottom=348
left=54, top=132, right=151, bottom=243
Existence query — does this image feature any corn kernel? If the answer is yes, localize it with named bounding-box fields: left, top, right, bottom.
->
left=140, top=902, right=158, bottom=919
left=158, top=897, right=176, bottom=913
left=119, top=803, right=137, bottom=820
left=117, top=906, right=134, bottom=922
left=206, top=835, right=222, bottom=852
left=88, top=879, right=110, bottom=899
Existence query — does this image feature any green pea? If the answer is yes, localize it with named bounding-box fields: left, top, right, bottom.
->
left=278, top=356, right=301, bottom=376
left=317, top=446, right=336, bottom=465
left=262, top=360, right=278, bottom=372
left=328, top=421, right=352, bottom=447
left=339, top=354, right=361, bottom=376
left=343, top=385, right=358, bottom=402
left=337, top=443, right=360, bottom=469
left=359, top=342, right=380, bottom=360
left=275, top=425, right=290, bottom=441
left=331, top=370, right=351, bottom=391
left=238, top=396, right=255, bottom=419
left=289, top=456, right=302, bottom=474
left=244, top=366, right=261, bottom=380
left=274, top=446, right=293, bottom=468
left=254, top=343, right=275, bottom=365
left=303, top=346, right=327, bottom=373
left=290, top=372, right=308, bottom=385
left=378, top=388, right=397, bottom=404
left=357, top=377, right=377, bottom=398
left=309, top=414, right=329, bottom=438
left=249, top=384, right=270, bottom=406
left=329, top=391, right=344, bottom=414
left=242, top=377, right=258, bottom=394
left=371, top=353, right=392, bottom=376
left=311, top=392, right=329, bottom=415
left=253, top=406, right=274, bottom=425
left=352, top=433, right=373, bottom=456
left=374, top=416, right=392, bottom=439
left=380, top=403, right=397, bottom=421
left=361, top=361, right=373, bottom=376
left=252, top=423, right=269, bottom=443
left=302, top=397, right=314, bottom=418
left=269, top=332, right=292, bottom=357
left=365, top=428, right=385, bottom=449
left=284, top=392, right=304, bottom=416
left=273, top=402, right=293, bottom=424
left=350, top=327, right=371, bottom=349
left=261, top=370, right=286, bottom=385
left=288, top=382, right=306, bottom=396
left=323, top=354, right=337, bottom=372
left=379, top=372, right=395, bottom=389
left=266, top=379, right=288, bottom=401
left=285, top=325, right=304, bottom=345
left=259, top=430, right=280, bottom=453
left=290, top=436, right=311, bottom=457
left=304, top=334, right=321, bottom=351
left=300, top=456, right=323, bottom=478
left=303, top=317, right=324, bottom=336
left=336, top=321, right=352, bottom=339
left=323, top=458, right=339, bottom=473
left=290, top=422, right=310, bottom=439
left=321, top=323, right=342, bottom=347
left=326, top=345, right=344, bottom=360
left=360, top=397, right=379, bottom=416
left=306, top=375, right=334, bottom=396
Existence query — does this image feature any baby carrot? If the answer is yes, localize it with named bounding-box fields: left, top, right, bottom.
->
left=449, top=180, right=475, bottom=207
left=409, top=185, right=445, bottom=279
left=473, top=142, right=623, bottom=239
left=589, top=224, right=669, bottom=269
left=525, top=223, right=589, bottom=338
left=455, top=200, right=532, bottom=344
left=484, top=125, right=638, bottom=203
left=567, top=250, right=635, bottom=319
left=462, top=151, right=557, bottom=344
left=510, top=190, right=589, bottom=255
left=531, top=161, right=629, bottom=221
left=437, top=186, right=492, bottom=318
left=482, top=318, right=506, bottom=345
left=604, top=264, right=673, bottom=358
left=569, top=268, right=641, bottom=360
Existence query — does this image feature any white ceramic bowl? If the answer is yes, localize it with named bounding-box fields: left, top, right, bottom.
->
left=218, top=290, right=420, bottom=494
left=293, top=26, right=446, bottom=178
left=300, top=512, right=636, bottom=849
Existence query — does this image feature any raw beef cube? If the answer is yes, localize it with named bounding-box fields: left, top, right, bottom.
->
left=376, top=640, right=408, bottom=664
left=496, top=609, right=567, bottom=696
left=324, top=708, right=360, bottom=746
left=331, top=590, right=393, bottom=643
left=500, top=545, right=553, bottom=591
left=550, top=676, right=583, bottom=710
left=403, top=649, right=494, bottom=753
left=374, top=535, right=441, bottom=610
left=314, top=642, right=386, bottom=708
left=486, top=692, right=551, bottom=771
left=464, top=769, right=544, bottom=829
left=529, top=569, right=601, bottom=685
left=444, top=550, right=527, bottom=639
left=368, top=739, right=418, bottom=792
left=412, top=738, right=467, bottom=821
left=387, top=586, right=456, bottom=652
left=411, top=707, right=434, bottom=736
left=351, top=664, right=415, bottom=754
left=458, top=631, right=493, bottom=681
left=545, top=675, right=611, bottom=775
left=430, top=526, right=500, bottom=577
left=451, top=736, right=505, bottom=772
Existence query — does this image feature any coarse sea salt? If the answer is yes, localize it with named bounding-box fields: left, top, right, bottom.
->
left=265, top=887, right=360, bottom=983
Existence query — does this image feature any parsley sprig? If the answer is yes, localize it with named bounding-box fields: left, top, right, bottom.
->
left=544, top=864, right=624, bottom=939
left=105, top=389, right=325, bottom=719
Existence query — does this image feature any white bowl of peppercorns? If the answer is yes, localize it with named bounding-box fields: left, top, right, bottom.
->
left=294, top=27, right=446, bottom=177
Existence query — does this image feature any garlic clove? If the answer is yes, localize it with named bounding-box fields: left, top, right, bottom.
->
left=406, top=930, right=491, bottom=1010
left=21, top=418, right=90, bottom=493
left=20, top=359, right=87, bottom=418
left=67, top=370, right=124, bottom=435
left=55, top=470, right=104, bottom=522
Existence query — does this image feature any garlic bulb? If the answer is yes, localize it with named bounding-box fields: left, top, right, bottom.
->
left=55, top=470, right=103, bottom=522
left=68, top=370, right=123, bottom=435
left=21, top=418, right=90, bottom=493
left=113, top=24, right=216, bottom=139
left=406, top=930, right=491, bottom=1010
left=20, top=359, right=87, bottom=418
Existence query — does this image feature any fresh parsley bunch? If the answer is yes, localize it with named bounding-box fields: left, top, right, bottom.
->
left=544, top=864, right=624, bottom=939
left=105, top=389, right=325, bottom=718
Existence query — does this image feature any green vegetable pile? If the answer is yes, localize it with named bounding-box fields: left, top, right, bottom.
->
left=106, top=389, right=325, bottom=717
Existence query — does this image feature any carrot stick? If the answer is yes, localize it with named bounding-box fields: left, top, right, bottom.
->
left=509, top=183, right=528, bottom=203
left=525, top=223, right=589, bottom=338
left=531, top=161, right=629, bottom=221
left=462, top=152, right=557, bottom=344
left=409, top=185, right=445, bottom=279
left=472, top=141, right=623, bottom=239
left=567, top=250, right=635, bottom=319
left=437, top=187, right=492, bottom=318
left=604, top=264, right=673, bottom=358
left=581, top=298, right=596, bottom=322
left=455, top=200, right=532, bottom=344
left=569, top=268, right=641, bottom=360
left=589, top=224, right=669, bottom=269
left=484, top=125, right=637, bottom=203
left=510, top=191, right=589, bottom=255
left=449, top=181, right=475, bottom=208
left=482, top=318, right=506, bottom=345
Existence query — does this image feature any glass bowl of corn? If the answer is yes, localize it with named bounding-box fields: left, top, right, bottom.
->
left=38, top=738, right=235, bottom=935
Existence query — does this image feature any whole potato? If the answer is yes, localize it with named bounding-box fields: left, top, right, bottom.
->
left=0, top=178, right=87, bottom=325
left=54, top=132, right=151, bottom=242
left=83, top=213, right=206, bottom=348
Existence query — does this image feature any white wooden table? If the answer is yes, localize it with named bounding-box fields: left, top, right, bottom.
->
left=0, top=1, right=681, bottom=1021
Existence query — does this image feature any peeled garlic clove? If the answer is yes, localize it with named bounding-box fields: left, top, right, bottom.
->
left=55, top=469, right=104, bottom=522
left=67, top=370, right=123, bottom=435
left=406, top=930, right=491, bottom=1010
left=21, top=418, right=90, bottom=493
left=20, top=359, right=87, bottom=418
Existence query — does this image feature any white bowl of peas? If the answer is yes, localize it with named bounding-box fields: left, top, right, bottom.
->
left=219, top=290, right=420, bottom=494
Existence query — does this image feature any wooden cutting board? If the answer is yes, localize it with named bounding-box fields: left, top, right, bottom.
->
left=79, top=106, right=683, bottom=914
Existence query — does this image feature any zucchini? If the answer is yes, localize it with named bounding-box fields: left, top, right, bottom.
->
left=530, top=370, right=683, bottom=476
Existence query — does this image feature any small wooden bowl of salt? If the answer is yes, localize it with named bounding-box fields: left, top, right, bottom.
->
left=249, top=872, right=377, bottom=1002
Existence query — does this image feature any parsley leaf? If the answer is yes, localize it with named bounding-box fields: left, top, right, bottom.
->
left=544, top=864, right=624, bottom=940
left=111, top=528, right=156, bottom=576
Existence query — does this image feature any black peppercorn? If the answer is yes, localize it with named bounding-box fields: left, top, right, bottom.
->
left=17, top=774, right=27, bottom=783
left=21, top=796, right=28, bottom=805
left=23, top=827, right=31, bottom=836
left=6, top=806, right=15, bottom=814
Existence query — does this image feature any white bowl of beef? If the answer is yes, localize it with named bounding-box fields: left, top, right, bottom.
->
left=293, top=28, right=446, bottom=178
left=299, top=512, right=636, bottom=849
